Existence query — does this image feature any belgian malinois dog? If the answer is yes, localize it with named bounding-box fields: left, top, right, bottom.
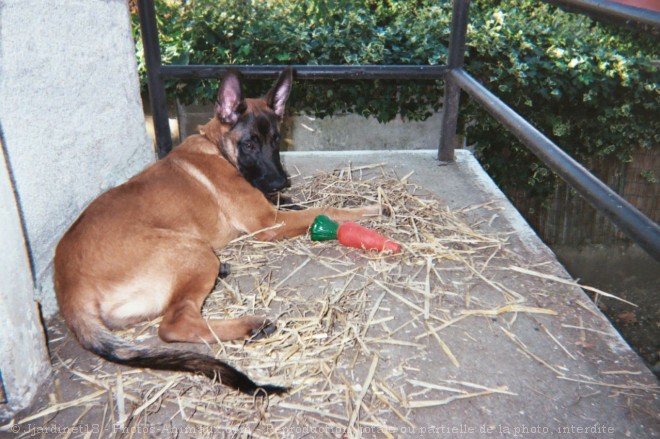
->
left=54, top=68, right=382, bottom=395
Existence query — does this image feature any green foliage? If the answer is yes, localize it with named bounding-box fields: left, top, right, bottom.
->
left=464, top=1, right=659, bottom=196
left=133, top=0, right=452, bottom=121
left=132, top=0, right=659, bottom=199
left=640, top=170, right=658, bottom=184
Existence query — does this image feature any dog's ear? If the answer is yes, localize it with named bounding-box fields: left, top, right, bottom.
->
left=266, top=67, right=293, bottom=120
left=215, top=69, right=244, bottom=125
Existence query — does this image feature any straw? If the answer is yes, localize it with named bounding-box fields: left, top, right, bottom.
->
left=505, top=266, right=637, bottom=307
left=32, top=162, right=654, bottom=435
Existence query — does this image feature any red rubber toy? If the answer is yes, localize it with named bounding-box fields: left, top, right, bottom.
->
left=310, top=215, right=401, bottom=254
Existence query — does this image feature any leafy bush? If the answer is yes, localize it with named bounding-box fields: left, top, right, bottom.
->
left=132, top=0, right=658, bottom=199
left=464, top=1, right=659, bottom=197
left=133, top=0, right=453, bottom=121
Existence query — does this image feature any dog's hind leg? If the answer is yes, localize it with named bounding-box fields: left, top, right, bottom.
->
left=157, top=247, right=272, bottom=344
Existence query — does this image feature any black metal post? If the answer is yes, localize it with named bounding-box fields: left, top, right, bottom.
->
left=438, top=0, right=470, bottom=163
left=138, top=0, right=172, bottom=158
left=451, top=68, right=660, bottom=260
left=161, top=64, right=448, bottom=80
left=544, top=0, right=660, bottom=33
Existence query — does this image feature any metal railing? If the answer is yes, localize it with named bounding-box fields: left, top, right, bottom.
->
left=137, top=0, right=660, bottom=260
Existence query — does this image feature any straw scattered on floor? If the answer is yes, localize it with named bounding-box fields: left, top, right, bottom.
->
left=27, top=163, right=658, bottom=438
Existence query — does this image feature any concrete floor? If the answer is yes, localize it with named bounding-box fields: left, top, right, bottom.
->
left=6, top=150, right=659, bottom=438
left=281, top=150, right=660, bottom=437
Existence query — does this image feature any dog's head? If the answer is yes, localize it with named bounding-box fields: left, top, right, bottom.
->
left=214, top=68, right=293, bottom=196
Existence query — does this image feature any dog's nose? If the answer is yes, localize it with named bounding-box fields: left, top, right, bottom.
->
left=268, top=175, right=289, bottom=193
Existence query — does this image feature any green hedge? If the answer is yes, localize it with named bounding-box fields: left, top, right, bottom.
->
left=464, top=2, right=659, bottom=197
left=132, top=0, right=658, bottom=199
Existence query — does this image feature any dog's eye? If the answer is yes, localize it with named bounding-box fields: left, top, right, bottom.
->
left=243, top=140, right=259, bottom=152
left=273, top=133, right=281, bottom=144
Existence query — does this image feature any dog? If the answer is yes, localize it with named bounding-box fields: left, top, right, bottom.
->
left=53, top=68, right=382, bottom=395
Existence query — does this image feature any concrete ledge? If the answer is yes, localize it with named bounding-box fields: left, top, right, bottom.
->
left=283, top=149, right=639, bottom=356
left=177, top=104, right=447, bottom=151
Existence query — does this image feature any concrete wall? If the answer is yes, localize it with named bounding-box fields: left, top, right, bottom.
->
left=0, top=0, right=154, bottom=414
left=0, top=143, right=50, bottom=419
left=0, top=0, right=154, bottom=318
left=177, top=104, right=445, bottom=151
left=284, top=112, right=443, bottom=151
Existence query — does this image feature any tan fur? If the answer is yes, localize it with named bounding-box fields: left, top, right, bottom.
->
left=54, top=103, right=380, bottom=349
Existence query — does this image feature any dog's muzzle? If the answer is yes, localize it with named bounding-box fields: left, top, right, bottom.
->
left=267, top=177, right=289, bottom=194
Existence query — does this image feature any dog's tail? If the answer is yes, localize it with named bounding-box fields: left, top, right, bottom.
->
left=68, top=315, right=287, bottom=396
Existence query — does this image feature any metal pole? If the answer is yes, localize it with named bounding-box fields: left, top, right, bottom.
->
left=544, top=0, right=660, bottom=32
left=161, top=64, right=448, bottom=80
left=137, top=0, right=172, bottom=158
left=452, top=68, right=660, bottom=260
left=438, top=0, right=470, bottom=163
